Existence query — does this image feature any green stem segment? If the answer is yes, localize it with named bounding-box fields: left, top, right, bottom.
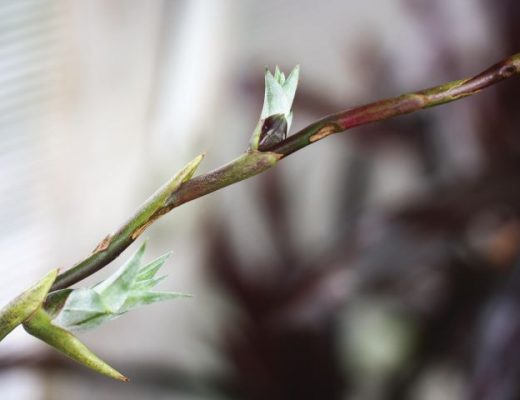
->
left=52, top=53, right=520, bottom=291
left=51, top=151, right=279, bottom=290
left=51, top=154, right=205, bottom=290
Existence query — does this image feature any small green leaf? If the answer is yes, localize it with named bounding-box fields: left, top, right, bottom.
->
left=94, top=242, right=146, bottom=311
left=262, top=69, right=289, bottom=119
left=250, top=65, right=299, bottom=150
left=23, top=307, right=127, bottom=382
left=121, top=291, right=190, bottom=312
left=151, top=153, right=205, bottom=208
left=52, top=244, right=188, bottom=332
left=281, top=66, right=299, bottom=110
left=127, top=154, right=204, bottom=241
left=274, top=65, right=282, bottom=82
left=261, top=65, right=299, bottom=121
left=0, top=269, right=58, bottom=342
left=132, top=275, right=167, bottom=291
left=52, top=288, right=109, bottom=330
left=178, top=153, right=205, bottom=184
left=136, top=252, right=171, bottom=282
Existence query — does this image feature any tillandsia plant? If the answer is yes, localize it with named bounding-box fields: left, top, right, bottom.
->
left=250, top=65, right=299, bottom=151
left=49, top=242, right=187, bottom=332
left=0, top=155, right=204, bottom=381
left=1, top=54, right=520, bottom=381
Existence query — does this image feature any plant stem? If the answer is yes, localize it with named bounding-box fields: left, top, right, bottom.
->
left=164, top=53, right=520, bottom=209
left=270, top=52, right=520, bottom=156
left=51, top=152, right=279, bottom=290
left=51, top=53, right=520, bottom=291
left=51, top=155, right=205, bottom=290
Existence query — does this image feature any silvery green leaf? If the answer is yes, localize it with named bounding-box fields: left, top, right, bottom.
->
left=94, top=242, right=146, bottom=311
left=136, top=252, right=171, bottom=282
left=251, top=65, right=299, bottom=150
left=274, top=65, right=282, bottom=82
left=261, top=69, right=289, bottom=119
left=120, top=291, right=190, bottom=313
left=281, top=66, right=299, bottom=110
left=52, top=288, right=109, bottom=331
left=132, top=275, right=167, bottom=291
left=260, top=65, right=299, bottom=122
left=52, top=243, right=187, bottom=332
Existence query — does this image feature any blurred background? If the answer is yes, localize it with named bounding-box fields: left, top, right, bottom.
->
left=1, top=1, right=520, bottom=399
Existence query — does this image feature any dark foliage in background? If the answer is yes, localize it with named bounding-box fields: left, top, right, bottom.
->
left=203, top=1, right=520, bottom=399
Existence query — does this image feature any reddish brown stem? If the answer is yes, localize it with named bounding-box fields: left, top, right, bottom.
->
left=270, top=53, right=520, bottom=157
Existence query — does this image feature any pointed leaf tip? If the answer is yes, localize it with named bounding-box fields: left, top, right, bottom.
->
left=0, top=268, right=58, bottom=342
left=23, top=307, right=127, bottom=381
left=136, top=251, right=172, bottom=282
left=274, top=65, right=281, bottom=82
left=179, top=153, right=205, bottom=184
